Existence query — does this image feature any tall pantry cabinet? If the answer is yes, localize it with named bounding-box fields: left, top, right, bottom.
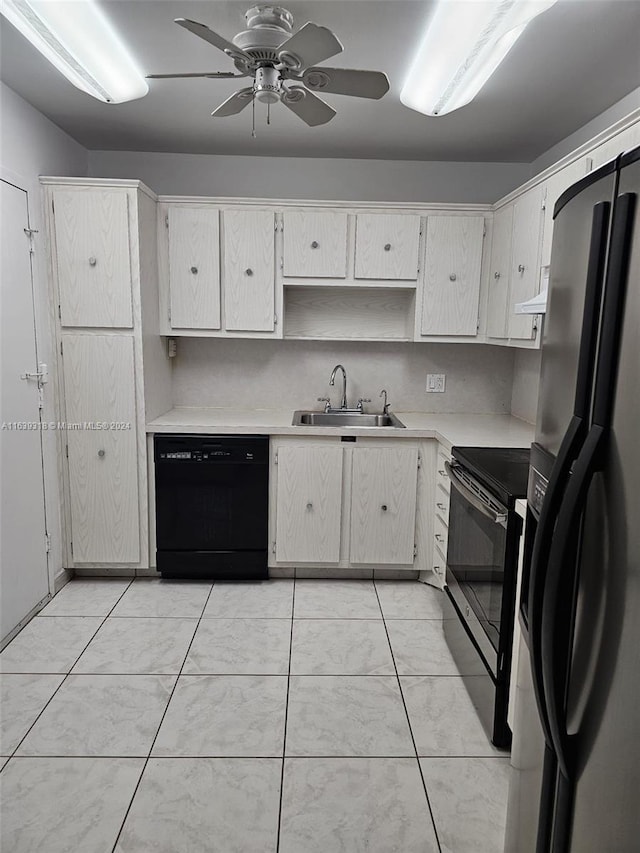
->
left=42, top=178, right=169, bottom=572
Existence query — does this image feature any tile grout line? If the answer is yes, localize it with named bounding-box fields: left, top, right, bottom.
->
left=275, top=577, right=295, bottom=853
left=109, top=582, right=216, bottom=853
left=2, top=578, right=136, bottom=765
left=373, top=580, right=443, bottom=853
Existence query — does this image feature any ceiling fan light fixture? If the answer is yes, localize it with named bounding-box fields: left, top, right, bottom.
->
left=400, top=0, right=558, bottom=117
left=254, top=64, right=280, bottom=103
left=0, top=0, right=148, bottom=103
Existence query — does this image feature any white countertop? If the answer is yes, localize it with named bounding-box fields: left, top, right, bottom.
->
left=146, top=407, right=535, bottom=450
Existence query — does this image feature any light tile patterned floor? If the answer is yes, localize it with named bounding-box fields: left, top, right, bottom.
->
left=0, top=578, right=510, bottom=853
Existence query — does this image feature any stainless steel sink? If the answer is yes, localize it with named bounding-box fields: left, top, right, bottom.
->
left=292, top=410, right=405, bottom=428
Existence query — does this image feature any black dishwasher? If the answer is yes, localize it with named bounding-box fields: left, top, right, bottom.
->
left=154, top=434, right=269, bottom=580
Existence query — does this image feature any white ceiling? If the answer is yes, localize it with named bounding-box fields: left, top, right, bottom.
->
left=1, top=0, right=639, bottom=162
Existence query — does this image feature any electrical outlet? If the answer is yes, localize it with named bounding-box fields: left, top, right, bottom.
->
left=426, top=373, right=446, bottom=393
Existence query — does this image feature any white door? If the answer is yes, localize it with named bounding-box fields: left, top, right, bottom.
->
left=168, top=207, right=221, bottom=330
left=275, top=444, right=343, bottom=563
left=421, top=215, right=484, bottom=336
left=223, top=210, right=275, bottom=332
left=350, top=447, right=418, bottom=565
left=52, top=189, right=133, bottom=328
left=1, top=179, right=49, bottom=642
left=283, top=210, right=348, bottom=278
left=355, top=213, right=421, bottom=280
left=62, top=334, right=140, bottom=563
left=487, top=205, right=514, bottom=339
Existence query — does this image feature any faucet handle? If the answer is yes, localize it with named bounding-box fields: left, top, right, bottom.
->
left=356, top=398, right=371, bottom=412
left=317, top=396, right=331, bottom=412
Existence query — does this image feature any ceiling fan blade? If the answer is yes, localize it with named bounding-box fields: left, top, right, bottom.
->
left=302, top=67, right=390, bottom=100
left=147, top=72, right=244, bottom=79
left=211, top=88, right=254, bottom=117
left=175, top=18, right=247, bottom=60
left=277, top=22, right=343, bottom=70
left=281, top=87, right=336, bottom=127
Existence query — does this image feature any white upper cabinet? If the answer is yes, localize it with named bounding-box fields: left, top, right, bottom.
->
left=53, top=189, right=132, bottom=328
left=223, top=209, right=275, bottom=332
left=283, top=210, right=348, bottom=278
left=420, top=215, right=485, bottom=336
left=508, top=186, right=544, bottom=339
left=168, top=207, right=221, bottom=330
left=487, top=204, right=514, bottom=338
left=275, top=444, right=343, bottom=563
left=62, top=334, right=140, bottom=564
left=349, top=446, right=418, bottom=565
left=541, top=158, right=589, bottom=268
left=354, top=213, right=421, bottom=280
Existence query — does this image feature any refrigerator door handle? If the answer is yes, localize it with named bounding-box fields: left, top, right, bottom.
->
left=527, top=200, right=610, bottom=746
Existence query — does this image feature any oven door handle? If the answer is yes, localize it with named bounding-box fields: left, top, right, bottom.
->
left=444, top=462, right=508, bottom=528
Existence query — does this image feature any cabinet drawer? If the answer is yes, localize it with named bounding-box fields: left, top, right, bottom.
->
left=436, top=457, right=451, bottom=494
left=432, top=543, right=447, bottom=583
left=434, top=513, right=448, bottom=554
left=283, top=210, right=348, bottom=278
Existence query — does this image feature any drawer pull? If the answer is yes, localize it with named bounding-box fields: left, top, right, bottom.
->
left=437, top=502, right=447, bottom=511
left=438, top=469, right=446, bottom=476
left=435, top=533, right=444, bottom=542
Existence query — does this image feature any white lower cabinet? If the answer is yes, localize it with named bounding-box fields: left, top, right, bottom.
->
left=349, top=446, right=418, bottom=564
left=62, top=334, right=140, bottom=563
left=270, top=438, right=427, bottom=571
left=274, top=444, right=343, bottom=563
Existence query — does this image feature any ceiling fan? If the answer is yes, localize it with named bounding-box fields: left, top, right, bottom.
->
left=148, top=4, right=390, bottom=127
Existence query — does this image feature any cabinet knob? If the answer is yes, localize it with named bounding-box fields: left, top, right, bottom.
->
left=518, top=264, right=525, bottom=273
left=245, top=268, right=253, bottom=276
left=437, top=502, right=446, bottom=511
left=435, top=533, right=444, bottom=542
left=89, top=256, right=97, bottom=267
left=98, top=449, right=105, bottom=458
left=306, top=502, right=313, bottom=510
left=310, top=241, right=319, bottom=249
left=190, top=266, right=198, bottom=274
left=381, top=504, right=388, bottom=512
left=494, top=271, right=501, bottom=279
left=438, top=469, right=446, bottom=476
left=449, top=273, right=457, bottom=282
left=384, top=243, right=391, bottom=251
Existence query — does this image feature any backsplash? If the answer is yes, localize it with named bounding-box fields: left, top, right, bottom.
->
left=171, top=339, right=515, bottom=414
left=511, top=349, right=542, bottom=424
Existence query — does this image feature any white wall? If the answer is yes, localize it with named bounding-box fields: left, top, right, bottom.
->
left=0, top=82, right=88, bottom=591
left=171, top=339, right=515, bottom=415
left=87, top=150, right=531, bottom=204
left=530, top=86, right=640, bottom=176
left=510, top=349, right=542, bottom=424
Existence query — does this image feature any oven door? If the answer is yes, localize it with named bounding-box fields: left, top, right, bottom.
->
left=444, top=461, right=509, bottom=678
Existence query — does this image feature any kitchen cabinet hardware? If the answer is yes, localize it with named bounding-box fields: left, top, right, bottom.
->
left=435, top=533, right=444, bottom=542
left=438, top=469, right=446, bottom=476
left=245, top=268, right=253, bottom=276
left=437, top=502, right=446, bottom=511
left=311, top=240, right=319, bottom=248
left=449, top=273, right=457, bottom=281
left=494, top=271, right=501, bottom=279
left=88, top=256, right=97, bottom=266
left=518, top=263, right=525, bottom=273
left=190, top=266, right=198, bottom=274
left=98, top=449, right=105, bottom=458
left=381, top=504, right=388, bottom=511
left=384, top=243, right=391, bottom=251
left=306, top=502, right=313, bottom=510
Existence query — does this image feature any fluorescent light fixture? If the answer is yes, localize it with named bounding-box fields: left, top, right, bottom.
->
left=401, top=0, right=558, bottom=117
left=0, top=0, right=148, bottom=103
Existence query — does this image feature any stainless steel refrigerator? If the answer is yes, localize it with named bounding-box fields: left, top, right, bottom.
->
left=505, top=145, right=640, bottom=853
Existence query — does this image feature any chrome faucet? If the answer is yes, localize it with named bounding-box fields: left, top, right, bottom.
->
left=380, top=389, right=391, bottom=415
left=329, top=364, right=348, bottom=410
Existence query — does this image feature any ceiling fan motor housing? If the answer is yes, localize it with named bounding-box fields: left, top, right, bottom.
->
left=232, top=5, right=294, bottom=61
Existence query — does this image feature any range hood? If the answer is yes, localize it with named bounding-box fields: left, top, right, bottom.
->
left=515, top=266, right=549, bottom=314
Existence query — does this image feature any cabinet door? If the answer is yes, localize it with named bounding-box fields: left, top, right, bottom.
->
left=223, top=210, right=275, bottom=332
left=53, top=189, right=132, bottom=328
left=62, top=334, right=139, bottom=563
left=487, top=205, right=514, bottom=338
left=508, top=187, right=543, bottom=340
left=420, top=215, right=484, bottom=336
left=168, top=207, right=221, bottom=329
left=283, top=211, right=348, bottom=278
left=541, top=159, right=589, bottom=268
left=275, top=445, right=343, bottom=563
left=350, top=447, right=418, bottom=565
left=354, top=213, right=421, bottom=280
